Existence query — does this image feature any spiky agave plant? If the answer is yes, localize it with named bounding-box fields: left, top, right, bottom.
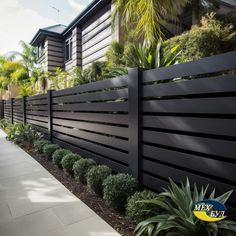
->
left=124, top=42, right=181, bottom=69
left=134, top=178, right=236, bottom=236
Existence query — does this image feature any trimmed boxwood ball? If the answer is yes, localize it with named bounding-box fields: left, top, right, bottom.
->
left=61, top=153, right=81, bottom=174
left=87, top=165, right=112, bottom=195
left=43, top=144, right=60, bottom=160
left=73, top=158, right=96, bottom=184
left=126, top=190, right=159, bottom=223
left=103, top=173, right=138, bottom=211
left=52, top=149, right=72, bottom=168
left=34, top=139, right=51, bottom=153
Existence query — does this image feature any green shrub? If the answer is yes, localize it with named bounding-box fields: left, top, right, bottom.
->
left=52, top=149, right=72, bottom=168
left=87, top=165, right=112, bottom=195
left=73, top=158, right=96, bottom=184
left=126, top=190, right=159, bottom=223
left=43, top=144, right=59, bottom=160
left=103, top=173, right=138, bottom=211
left=61, top=153, right=81, bottom=174
left=34, top=139, right=51, bottom=153
left=163, top=13, right=236, bottom=62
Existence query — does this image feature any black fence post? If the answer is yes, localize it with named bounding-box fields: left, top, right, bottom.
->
left=10, top=98, right=14, bottom=124
left=0, top=100, right=4, bottom=119
left=128, top=68, right=142, bottom=182
left=22, top=96, right=26, bottom=124
left=47, top=90, right=53, bottom=141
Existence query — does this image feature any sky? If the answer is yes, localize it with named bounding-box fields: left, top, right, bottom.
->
left=0, top=0, right=93, bottom=55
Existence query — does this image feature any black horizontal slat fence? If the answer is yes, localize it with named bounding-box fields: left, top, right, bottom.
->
left=1, top=50, right=236, bottom=215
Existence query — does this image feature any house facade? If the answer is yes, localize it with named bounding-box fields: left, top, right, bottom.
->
left=30, top=0, right=122, bottom=71
left=30, top=0, right=236, bottom=72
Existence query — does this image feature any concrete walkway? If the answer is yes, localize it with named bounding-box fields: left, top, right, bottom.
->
left=0, top=129, right=120, bottom=236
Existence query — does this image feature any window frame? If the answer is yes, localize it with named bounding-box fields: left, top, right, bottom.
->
left=65, top=37, right=73, bottom=62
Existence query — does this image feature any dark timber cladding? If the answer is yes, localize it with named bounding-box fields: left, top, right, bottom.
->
left=2, top=50, right=236, bottom=216
left=81, top=3, right=112, bottom=69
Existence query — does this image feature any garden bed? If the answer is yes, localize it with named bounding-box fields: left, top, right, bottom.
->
left=23, top=145, right=135, bottom=236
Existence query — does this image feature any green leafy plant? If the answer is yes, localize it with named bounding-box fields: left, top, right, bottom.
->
left=134, top=178, right=236, bottom=236
left=162, top=13, right=236, bottom=62
left=123, top=42, right=181, bottom=69
left=0, top=119, right=9, bottom=130
left=112, top=0, right=189, bottom=43
left=73, top=158, right=96, bottom=184
left=126, top=190, right=159, bottom=223
left=6, top=123, right=42, bottom=147
left=87, top=165, right=112, bottom=195
left=33, top=139, right=51, bottom=153
left=61, top=153, right=81, bottom=174
left=103, top=173, right=138, bottom=211
left=43, top=144, right=60, bottom=160
left=52, top=148, right=72, bottom=168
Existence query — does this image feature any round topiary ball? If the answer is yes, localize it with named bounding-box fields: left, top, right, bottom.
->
left=73, top=158, right=96, bottom=184
left=87, top=165, right=112, bottom=195
left=52, top=149, right=72, bottom=168
left=103, top=173, right=138, bottom=211
left=61, top=153, right=81, bottom=174
left=34, top=139, right=51, bottom=153
left=126, top=190, right=159, bottom=223
left=43, top=144, right=60, bottom=160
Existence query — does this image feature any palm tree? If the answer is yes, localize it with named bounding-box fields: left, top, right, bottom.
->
left=112, top=0, right=189, bottom=44
left=15, top=41, right=37, bottom=77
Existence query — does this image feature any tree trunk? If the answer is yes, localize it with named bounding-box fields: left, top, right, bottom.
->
left=192, top=0, right=200, bottom=25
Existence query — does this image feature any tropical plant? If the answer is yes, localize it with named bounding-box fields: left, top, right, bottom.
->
left=106, top=41, right=125, bottom=67
left=18, top=82, right=36, bottom=97
left=30, top=67, right=48, bottom=93
left=69, top=66, right=85, bottom=87
left=49, top=67, right=68, bottom=90
left=112, top=0, right=189, bottom=43
left=83, top=61, right=108, bottom=83
left=18, top=40, right=37, bottom=77
left=123, top=42, right=181, bottom=69
left=134, top=178, right=236, bottom=236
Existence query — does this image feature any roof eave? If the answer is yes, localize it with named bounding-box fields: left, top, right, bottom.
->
left=30, top=29, right=62, bottom=46
left=62, top=0, right=110, bottom=36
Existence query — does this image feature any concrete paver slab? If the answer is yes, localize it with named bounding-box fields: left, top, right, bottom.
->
left=0, top=129, right=121, bottom=236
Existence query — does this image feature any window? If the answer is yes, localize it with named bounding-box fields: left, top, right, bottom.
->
left=65, top=38, right=72, bottom=61
left=37, top=41, right=45, bottom=58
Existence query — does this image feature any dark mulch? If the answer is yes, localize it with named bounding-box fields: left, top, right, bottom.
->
left=23, top=146, right=135, bottom=236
